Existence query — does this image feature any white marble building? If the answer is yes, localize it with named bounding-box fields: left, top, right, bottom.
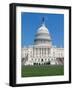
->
left=22, top=18, right=64, bottom=65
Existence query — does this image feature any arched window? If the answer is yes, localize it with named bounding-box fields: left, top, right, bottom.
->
left=41, top=59, right=43, bottom=62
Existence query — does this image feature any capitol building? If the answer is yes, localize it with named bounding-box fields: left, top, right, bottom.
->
left=22, top=18, right=64, bottom=66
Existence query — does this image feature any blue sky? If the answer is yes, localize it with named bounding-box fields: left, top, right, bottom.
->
left=21, top=12, right=64, bottom=48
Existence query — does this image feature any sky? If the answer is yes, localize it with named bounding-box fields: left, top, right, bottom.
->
left=21, top=12, right=64, bottom=48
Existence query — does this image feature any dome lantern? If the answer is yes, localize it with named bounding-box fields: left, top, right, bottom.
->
left=42, top=17, right=45, bottom=26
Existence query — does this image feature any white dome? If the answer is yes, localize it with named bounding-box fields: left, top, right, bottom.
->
left=34, top=18, right=52, bottom=46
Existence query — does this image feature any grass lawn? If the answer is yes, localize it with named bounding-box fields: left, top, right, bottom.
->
left=21, top=65, right=64, bottom=77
